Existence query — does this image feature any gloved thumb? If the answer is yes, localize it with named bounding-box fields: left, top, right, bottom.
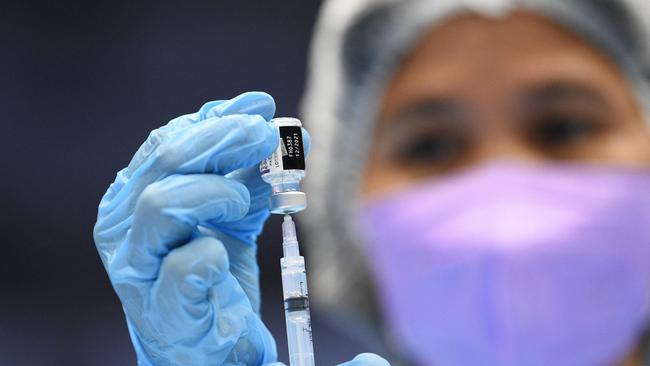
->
left=337, top=353, right=391, bottom=366
left=200, top=91, right=276, bottom=121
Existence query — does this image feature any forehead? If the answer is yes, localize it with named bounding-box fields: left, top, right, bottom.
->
left=380, top=11, right=633, bottom=115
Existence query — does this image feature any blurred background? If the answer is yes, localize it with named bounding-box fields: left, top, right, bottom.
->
left=0, top=1, right=376, bottom=364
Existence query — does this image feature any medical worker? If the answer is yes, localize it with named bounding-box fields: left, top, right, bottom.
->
left=94, top=0, right=650, bottom=365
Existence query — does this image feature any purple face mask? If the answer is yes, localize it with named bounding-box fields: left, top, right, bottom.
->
left=359, top=162, right=650, bottom=366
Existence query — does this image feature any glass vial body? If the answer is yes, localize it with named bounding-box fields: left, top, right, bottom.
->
left=259, top=117, right=307, bottom=214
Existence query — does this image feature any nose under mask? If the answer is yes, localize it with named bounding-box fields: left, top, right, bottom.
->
left=359, top=162, right=650, bottom=366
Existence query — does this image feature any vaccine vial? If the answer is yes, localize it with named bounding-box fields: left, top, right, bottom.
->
left=260, top=117, right=307, bottom=214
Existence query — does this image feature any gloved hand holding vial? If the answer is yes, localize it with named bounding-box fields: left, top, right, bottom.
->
left=93, top=93, right=389, bottom=365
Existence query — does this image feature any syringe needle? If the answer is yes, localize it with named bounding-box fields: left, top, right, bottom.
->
left=282, top=215, right=300, bottom=258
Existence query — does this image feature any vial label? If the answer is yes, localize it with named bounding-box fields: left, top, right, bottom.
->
left=260, top=126, right=305, bottom=174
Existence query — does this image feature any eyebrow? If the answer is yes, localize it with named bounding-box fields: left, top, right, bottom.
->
left=382, top=98, right=468, bottom=128
left=517, top=81, right=612, bottom=112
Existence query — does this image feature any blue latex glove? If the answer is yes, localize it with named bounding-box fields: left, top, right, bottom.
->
left=93, top=91, right=389, bottom=366
left=263, top=353, right=390, bottom=366
left=337, top=353, right=391, bottom=366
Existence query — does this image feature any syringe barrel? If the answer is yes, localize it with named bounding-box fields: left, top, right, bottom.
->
left=281, top=256, right=309, bottom=299
left=281, top=256, right=315, bottom=366
left=286, top=309, right=314, bottom=366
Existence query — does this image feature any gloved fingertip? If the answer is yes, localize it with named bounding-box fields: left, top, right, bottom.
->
left=239, top=91, right=276, bottom=120
left=249, top=115, right=281, bottom=162
left=197, top=100, right=227, bottom=119
left=301, top=127, right=311, bottom=157
left=207, top=91, right=276, bottom=120
left=338, top=353, right=390, bottom=366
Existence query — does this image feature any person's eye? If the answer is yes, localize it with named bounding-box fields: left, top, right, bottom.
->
left=529, top=114, right=603, bottom=149
left=395, top=132, right=466, bottom=166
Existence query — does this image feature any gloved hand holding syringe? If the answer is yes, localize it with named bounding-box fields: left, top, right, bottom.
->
left=260, top=117, right=315, bottom=366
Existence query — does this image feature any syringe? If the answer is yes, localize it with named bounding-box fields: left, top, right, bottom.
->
left=281, top=215, right=315, bottom=366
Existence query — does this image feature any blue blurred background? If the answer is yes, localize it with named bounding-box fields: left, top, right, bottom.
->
left=0, top=1, right=380, bottom=364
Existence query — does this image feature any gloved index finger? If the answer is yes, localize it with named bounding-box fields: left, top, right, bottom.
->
left=100, top=92, right=274, bottom=209
left=141, top=113, right=279, bottom=181
left=124, top=91, right=276, bottom=182
left=95, top=92, right=277, bottom=249
left=96, top=113, right=279, bottom=241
